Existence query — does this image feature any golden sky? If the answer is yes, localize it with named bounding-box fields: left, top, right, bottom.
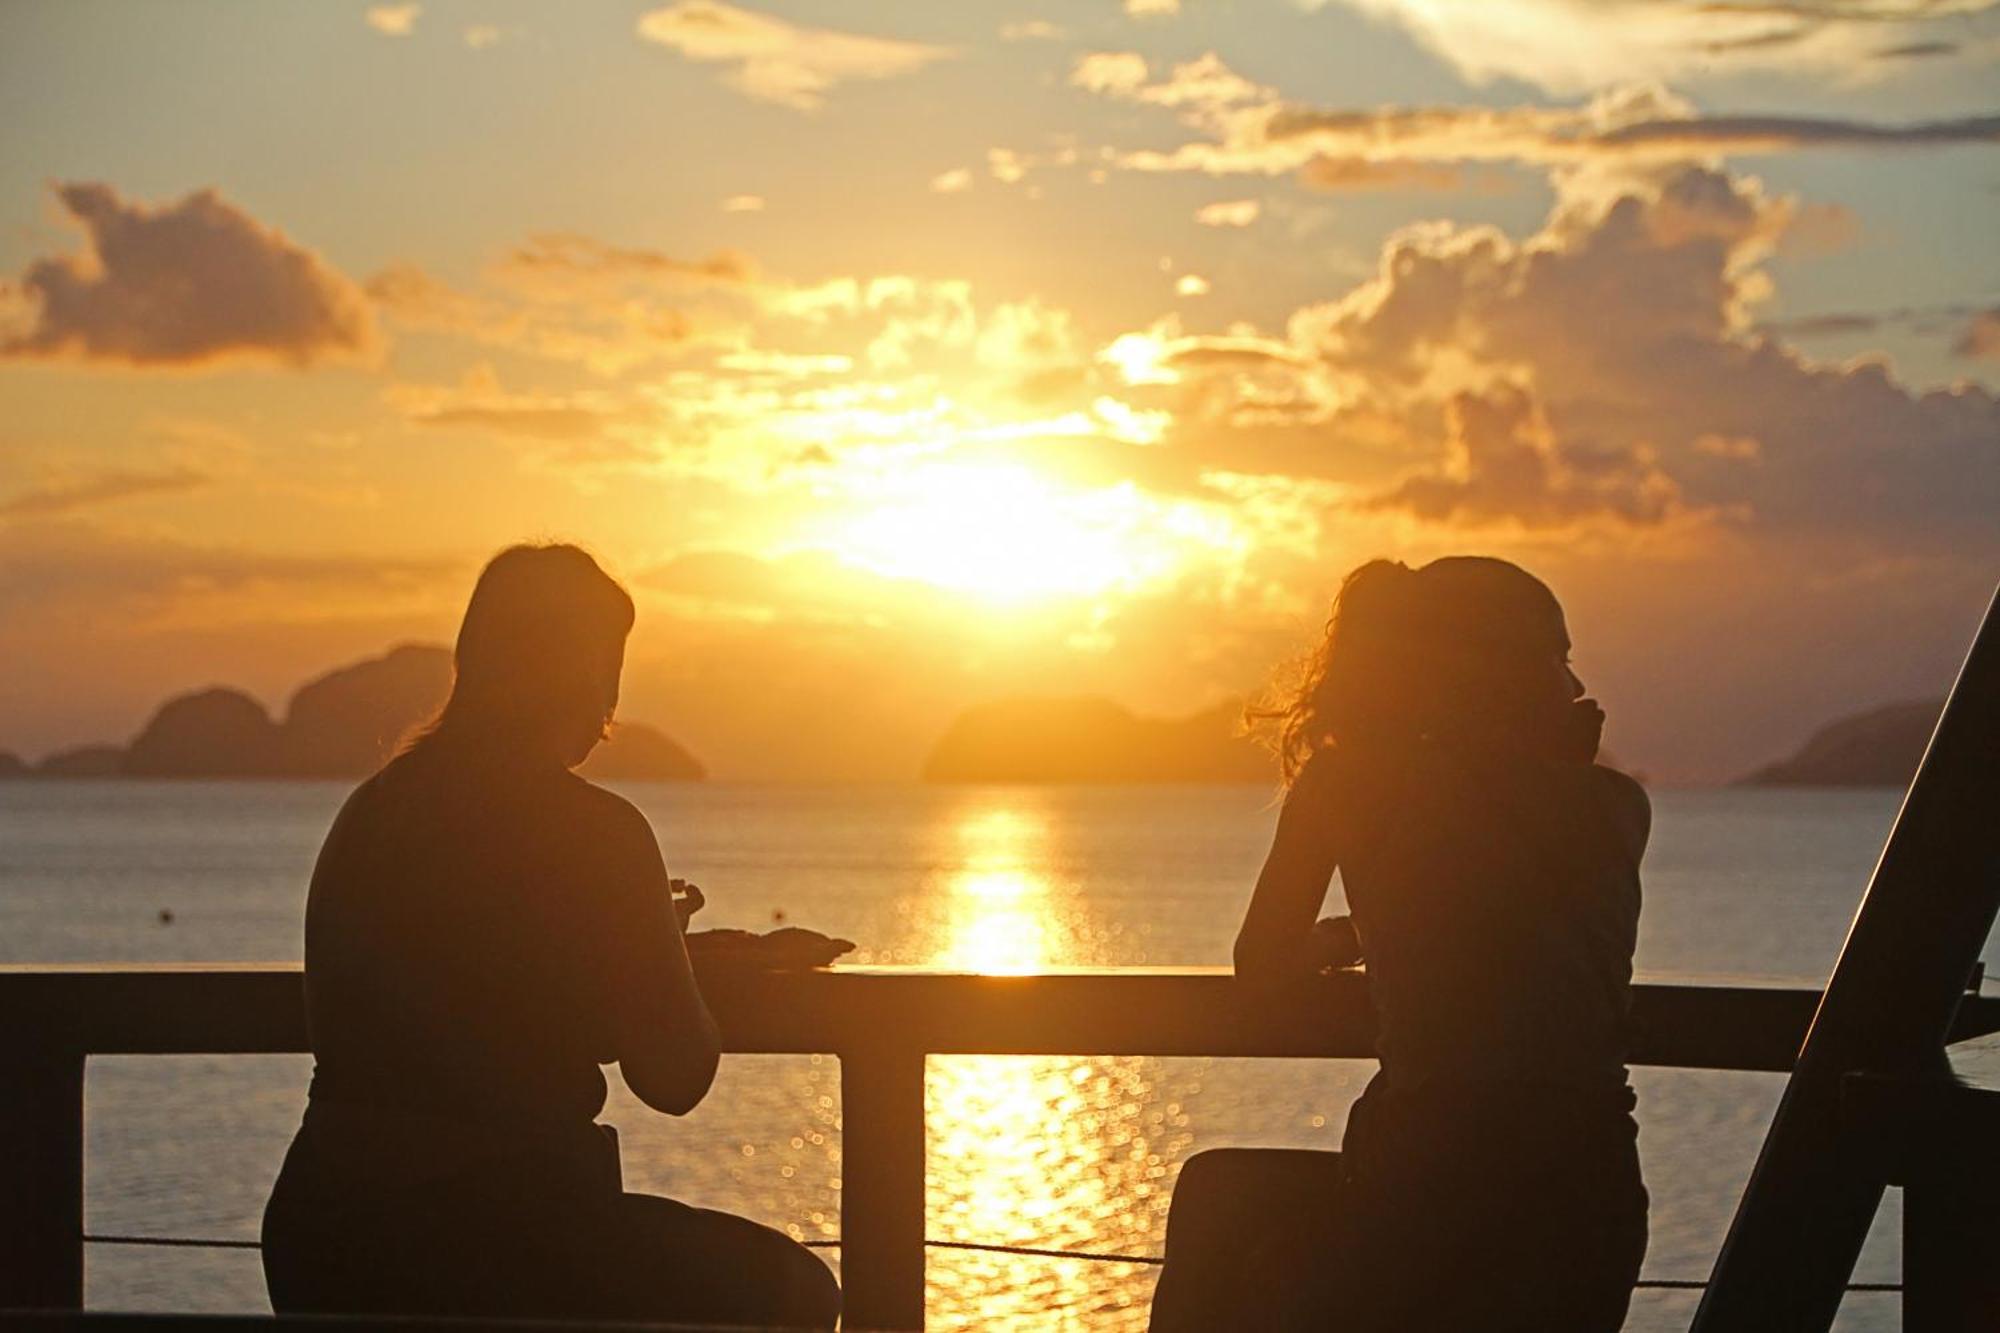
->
left=1, top=0, right=1996, bottom=781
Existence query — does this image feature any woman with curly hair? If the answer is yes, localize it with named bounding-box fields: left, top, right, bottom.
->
left=1152, top=556, right=1650, bottom=1331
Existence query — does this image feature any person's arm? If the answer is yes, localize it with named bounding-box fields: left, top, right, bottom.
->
left=599, top=803, right=723, bottom=1116
left=1234, top=755, right=1354, bottom=986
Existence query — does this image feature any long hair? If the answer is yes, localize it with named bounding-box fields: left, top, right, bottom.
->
left=411, top=543, right=635, bottom=758
left=1255, top=556, right=1568, bottom=785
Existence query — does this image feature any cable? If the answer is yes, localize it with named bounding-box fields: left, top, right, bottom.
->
left=79, top=1234, right=1905, bottom=1293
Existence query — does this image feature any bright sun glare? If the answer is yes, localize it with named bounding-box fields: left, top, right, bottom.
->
left=827, top=463, right=1190, bottom=605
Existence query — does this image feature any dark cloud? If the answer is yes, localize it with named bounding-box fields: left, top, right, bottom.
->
left=1873, top=39, right=1960, bottom=57
left=1123, top=89, right=2000, bottom=181
left=1, top=183, right=377, bottom=368
left=1364, top=383, right=1682, bottom=527
left=1288, top=164, right=2000, bottom=543
left=1762, top=312, right=1884, bottom=336
left=1591, top=111, right=2000, bottom=151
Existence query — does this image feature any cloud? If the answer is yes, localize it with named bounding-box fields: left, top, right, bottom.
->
left=1071, top=51, right=1151, bottom=96
left=1286, top=163, right=2000, bottom=542
left=1959, top=308, right=2000, bottom=360
left=1000, top=20, right=1065, bottom=41
left=0, top=467, right=209, bottom=521
left=635, top=1, right=952, bottom=110
left=1114, top=82, right=2000, bottom=181
left=489, top=231, right=757, bottom=298
left=1195, top=198, right=1261, bottom=226
left=931, top=167, right=974, bottom=193
left=1074, top=50, right=1270, bottom=110
left=1134, top=53, right=1271, bottom=109
left=1309, top=0, right=1999, bottom=93
left=0, top=182, right=378, bottom=369
left=1363, top=382, right=1683, bottom=527
left=463, top=25, right=504, bottom=50
left=366, top=261, right=704, bottom=374
left=1126, top=0, right=1181, bottom=15
left=364, top=5, right=419, bottom=37
left=721, top=194, right=766, bottom=212
left=1590, top=111, right=2000, bottom=152
left=0, top=518, right=455, bottom=622
left=385, top=364, right=645, bottom=450
left=1176, top=274, right=1212, bottom=296
left=1298, top=156, right=1470, bottom=191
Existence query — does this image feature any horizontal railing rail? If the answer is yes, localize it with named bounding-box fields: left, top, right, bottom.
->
left=7, top=965, right=1997, bottom=1329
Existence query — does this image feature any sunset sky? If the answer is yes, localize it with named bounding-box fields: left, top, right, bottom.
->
left=2, top=0, right=1996, bottom=781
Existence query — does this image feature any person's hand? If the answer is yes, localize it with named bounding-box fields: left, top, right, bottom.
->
left=1309, top=914, right=1363, bottom=971
left=1563, top=698, right=1606, bottom=764
left=669, top=878, right=705, bottom=932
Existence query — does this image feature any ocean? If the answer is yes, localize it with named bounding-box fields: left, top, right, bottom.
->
left=5, top=779, right=1991, bottom=1330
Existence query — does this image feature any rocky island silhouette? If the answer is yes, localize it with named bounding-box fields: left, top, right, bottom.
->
left=1, top=644, right=704, bottom=782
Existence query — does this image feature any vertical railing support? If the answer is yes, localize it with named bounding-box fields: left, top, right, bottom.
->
left=0, top=1047, right=85, bottom=1309
left=838, top=1046, right=927, bottom=1330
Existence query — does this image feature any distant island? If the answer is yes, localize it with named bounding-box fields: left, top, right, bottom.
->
left=0, top=644, right=704, bottom=783
left=1737, top=699, right=1942, bottom=788
left=922, top=697, right=1271, bottom=784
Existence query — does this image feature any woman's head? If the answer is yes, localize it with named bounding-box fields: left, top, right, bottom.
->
left=419, top=544, right=635, bottom=768
left=1263, top=555, right=1586, bottom=782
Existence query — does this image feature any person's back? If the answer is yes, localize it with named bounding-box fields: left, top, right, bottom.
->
left=1330, top=745, right=1643, bottom=1097
left=261, top=544, right=838, bottom=1329
left=1320, top=745, right=1649, bottom=1330
left=304, top=742, right=647, bottom=1130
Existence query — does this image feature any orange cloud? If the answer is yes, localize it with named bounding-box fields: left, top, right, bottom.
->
left=1194, top=198, right=1261, bottom=226
left=1958, top=308, right=2000, bottom=361
left=0, top=183, right=378, bottom=369
left=364, top=5, right=419, bottom=38
left=635, top=1, right=952, bottom=110
left=0, top=467, right=209, bottom=521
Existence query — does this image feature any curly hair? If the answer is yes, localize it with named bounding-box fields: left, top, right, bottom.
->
left=1253, top=556, right=1568, bottom=785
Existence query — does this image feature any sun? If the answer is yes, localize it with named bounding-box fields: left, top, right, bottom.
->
left=823, top=462, right=1181, bottom=604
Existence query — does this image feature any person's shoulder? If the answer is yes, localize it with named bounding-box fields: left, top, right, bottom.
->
left=553, top=770, right=661, bottom=854
left=1588, top=763, right=1652, bottom=850
left=324, top=760, right=400, bottom=833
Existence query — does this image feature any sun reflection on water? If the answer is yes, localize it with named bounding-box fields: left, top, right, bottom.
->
left=918, top=795, right=1193, bottom=1328
left=938, top=807, right=1055, bottom=975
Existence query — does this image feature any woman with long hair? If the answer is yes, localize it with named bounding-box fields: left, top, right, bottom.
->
left=262, top=543, right=839, bottom=1328
left=1151, top=556, right=1650, bottom=1331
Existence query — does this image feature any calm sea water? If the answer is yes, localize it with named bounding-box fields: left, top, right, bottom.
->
left=5, top=780, right=1994, bottom=1330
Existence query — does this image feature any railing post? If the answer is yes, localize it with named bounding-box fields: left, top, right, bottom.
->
left=838, top=1046, right=927, bottom=1330
left=0, top=1047, right=85, bottom=1309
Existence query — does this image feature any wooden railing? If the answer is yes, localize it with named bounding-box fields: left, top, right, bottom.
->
left=6, top=964, right=1998, bottom=1330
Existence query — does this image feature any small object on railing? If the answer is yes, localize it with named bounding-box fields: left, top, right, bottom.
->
left=687, top=927, right=856, bottom=970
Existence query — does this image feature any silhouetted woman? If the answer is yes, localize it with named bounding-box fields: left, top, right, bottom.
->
left=1152, top=557, right=1649, bottom=1331
left=262, top=544, right=839, bottom=1328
